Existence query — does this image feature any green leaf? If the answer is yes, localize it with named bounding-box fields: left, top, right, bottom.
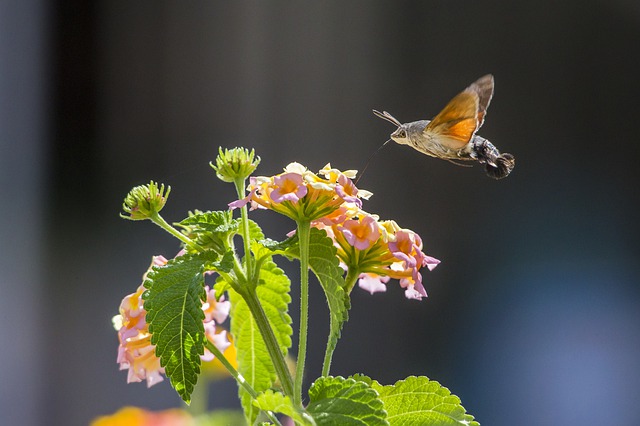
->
left=259, top=228, right=349, bottom=364
left=248, top=219, right=265, bottom=240
left=178, top=210, right=239, bottom=253
left=258, top=234, right=298, bottom=253
left=251, top=236, right=293, bottom=265
left=143, top=251, right=218, bottom=404
left=372, top=376, right=480, bottom=426
left=349, top=373, right=375, bottom=386
left=248, top=220, right=271, bottom=264
left=306, top=228, right=349, bottom=363
left=228, top=260, right=293, bottom=424
left=180, top=210, right=238, bottom=233
left=307, top=376, right=388, bottom=426
left=204, top=250, right=235, bottom=274
left=253, top=390, right=315, bottom=426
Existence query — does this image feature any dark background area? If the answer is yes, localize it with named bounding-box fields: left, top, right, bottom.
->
left=2, top=1, right=640, bottom=425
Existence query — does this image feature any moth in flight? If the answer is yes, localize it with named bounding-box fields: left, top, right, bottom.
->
left=374, top=74, right=515, bottom=179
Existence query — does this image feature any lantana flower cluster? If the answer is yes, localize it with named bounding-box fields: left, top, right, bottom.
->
left=230, top=163, right=371, bottom=222
left=114, top=255, right=231, bottom=387
left=231, top=162, right=440, bottom=299
left=316, top=215, right=440, bottom=300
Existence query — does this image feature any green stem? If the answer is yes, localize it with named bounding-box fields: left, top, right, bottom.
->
left=234, top=178, right=254, bottom=279
left=241, top=288, right=295, bottom=398
left=343, top=266, right=361, bottom=296
left=294, top=220, right=311, bottom=406
left=320, top=266, right=359, bottom=377
left=150, top=213, right=204, bottom=252
left=187, top=378, right=208, bottom=416
left=205, top=341, right=282, bottom=426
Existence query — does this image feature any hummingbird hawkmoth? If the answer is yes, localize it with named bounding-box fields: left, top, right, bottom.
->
left=373, top=74, right=515, bottom=179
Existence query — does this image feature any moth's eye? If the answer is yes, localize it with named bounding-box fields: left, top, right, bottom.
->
left=398, top=130, right=406, bottom=138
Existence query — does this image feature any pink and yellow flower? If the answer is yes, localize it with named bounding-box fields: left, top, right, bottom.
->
left=338, top=215, right=380, bottom=250
left=229, top=163, right=369, bottom=222
left=316, top=212, right=439, bottom=300
left=115, top=282, right=166, bottom=387
left=271, top=172, right=308, bottom=203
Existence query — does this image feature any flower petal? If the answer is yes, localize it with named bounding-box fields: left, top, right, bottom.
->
left=423, top=255, right=441, bottom=271
left=358, top=273, right=389, bottom=294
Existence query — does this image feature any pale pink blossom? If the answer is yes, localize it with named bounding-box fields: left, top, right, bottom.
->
left=404, top=285, right=425, bottom=300
left=389, top=230, right=423, bottom=267
left=339, top=215, right=380, bottom=250
left=399, top=273, right=428, bottom=300
left=358, top=273, right=389, bottom=294
left=228, top=187, right=258, bottom=210
left=201, top=324, right=231, bottom=362
left=270, top=172, right=308, bottom=203
left=202, top=286, right=230, bottom=324
left=335, top=174, right=362, bottom=207
left=423, top=255, right=441, bottom=271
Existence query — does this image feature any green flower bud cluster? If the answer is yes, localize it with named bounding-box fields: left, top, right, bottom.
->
left=210, top=147, right=260, bottom=183
left=121, top=181, right=170, bottom=221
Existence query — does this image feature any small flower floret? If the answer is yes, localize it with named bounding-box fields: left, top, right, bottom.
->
left=271, top=173, right=308, bottom=203
left=339, top=215, right=380, bottom=250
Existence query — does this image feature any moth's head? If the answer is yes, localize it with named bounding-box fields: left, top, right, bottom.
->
left=390, top=125, right=409, bottom=145
left=373, top=110, right=409, bottom=145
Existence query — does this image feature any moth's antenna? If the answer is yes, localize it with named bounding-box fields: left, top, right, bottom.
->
left=355, top=139, right=392, bottom=185
left=372, top=109, right=402, bottom=127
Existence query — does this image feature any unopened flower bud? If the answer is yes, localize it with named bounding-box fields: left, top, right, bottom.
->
left=121, top=181, right=170, bottom=221
left=210, top=147, right=260, bottom=183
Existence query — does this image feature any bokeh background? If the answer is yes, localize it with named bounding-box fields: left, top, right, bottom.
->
left=2, top=1, right=640, bottom=425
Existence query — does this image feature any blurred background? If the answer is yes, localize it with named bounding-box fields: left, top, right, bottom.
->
left=2, top=1, right=640, bottom=425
